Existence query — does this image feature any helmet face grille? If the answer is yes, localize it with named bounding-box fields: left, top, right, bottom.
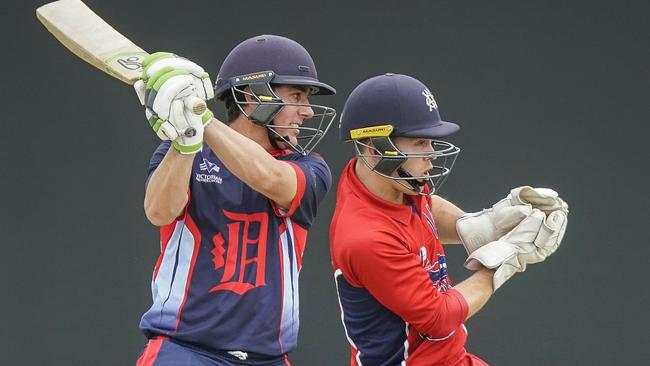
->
left=231, top=84, right=337, bottom=156
left=354, top=137, right=460, bottom=195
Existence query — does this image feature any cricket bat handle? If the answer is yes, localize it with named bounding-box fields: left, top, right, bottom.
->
left=181, top=96, right=208, bottom=137
left=184, top=96, right=207, bottom=115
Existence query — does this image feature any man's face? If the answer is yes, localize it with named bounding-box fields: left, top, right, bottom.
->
left=270, top=85, right=315, bottom=148
left=391, top=136, right=436, bottom=195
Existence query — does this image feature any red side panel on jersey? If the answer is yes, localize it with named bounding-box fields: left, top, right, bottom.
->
left=283, top=354, right=292, bottom=366
left=291, top=223, right=308, bottom=270
left=270, top=161, right=307, bottom=218
left=350, top=347, right=360, bottom=366
left=135, top=336, right=167, bottom=366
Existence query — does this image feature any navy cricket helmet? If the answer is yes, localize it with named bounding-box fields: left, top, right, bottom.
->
left=214, top=35, right=337, bottom=155
left=339, top=73, right=461, bottom=194
left=215, top=35, right=335, bottom=97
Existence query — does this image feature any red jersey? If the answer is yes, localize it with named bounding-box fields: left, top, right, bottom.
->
left=330, top=158, right=475, bottom=365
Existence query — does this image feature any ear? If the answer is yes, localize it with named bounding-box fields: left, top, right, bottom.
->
left=361, top=138, right=381, bottom=156
left=241, top=85, right=256, bottom=103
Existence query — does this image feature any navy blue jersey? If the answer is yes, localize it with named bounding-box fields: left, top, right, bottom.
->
left=139, top=142, right=331, bottom=357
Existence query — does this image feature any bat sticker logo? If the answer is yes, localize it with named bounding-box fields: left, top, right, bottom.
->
left=116, top=55, right=144, bottom=71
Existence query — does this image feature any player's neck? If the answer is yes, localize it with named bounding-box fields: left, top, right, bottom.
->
left=355, top=159, right=404, bottom=205
left=230, top=117, right=274, bottom=151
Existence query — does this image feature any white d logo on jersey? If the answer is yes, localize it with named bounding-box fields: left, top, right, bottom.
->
left=422, top=88, right=438, bottom=111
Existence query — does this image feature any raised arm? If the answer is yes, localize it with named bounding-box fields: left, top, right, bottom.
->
left=203, top=121, right=298, bottom=209
left=144, top=147, right=194, bottom=226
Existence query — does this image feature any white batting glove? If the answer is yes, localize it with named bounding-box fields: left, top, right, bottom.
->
left=464, top=208, right=568, bottom=291
left=133, top=52, right=214, bottom=154
left=166, top=98, right=213, bottom=154
left=456, top=186, right=569, bottom=255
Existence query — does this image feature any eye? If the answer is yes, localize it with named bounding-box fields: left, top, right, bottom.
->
left=290, top=93, right=301, bottom=102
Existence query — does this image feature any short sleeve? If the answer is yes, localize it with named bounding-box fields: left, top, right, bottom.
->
left=276, top=153, right=332, bottom=228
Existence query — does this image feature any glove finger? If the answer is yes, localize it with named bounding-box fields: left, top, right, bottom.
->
left=152, top=75, right=195, bottom=119
left=133, top=80, right=146, bottom=105
left=202, top=77, right=215, bottom=100
left=170, top=99, right=192, bottom=134
left=146, top=57, right=205, bottom=78
left=493, top=205, right=534, bottom=237
left=534, top=210, right=567, bottom=249
left=557, top=196, right=569, bottom=213
left=148, top=110, right=178, bottom=141
left=159, top=121, right=179, bottom=140
left=464, top=241, right=517, bottom=270
left=518, top=186, right=557, bottom=205
left=142, top=52, right=174, bottom=75
left=509, top=186, right=533, bottom=205
left=189, top=78, right=209, bottom=100
left=522, top=248, right=551, bottom=265
left=502, top=209, right=545, bottom=242
left=516, top=186, right=569, bottom=215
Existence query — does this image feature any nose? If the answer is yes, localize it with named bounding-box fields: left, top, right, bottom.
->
left=424, top=157, right=435, bottom=171
left=424, top=147, right=436, bottom=166
left=298, top=104, right=314, bottom=120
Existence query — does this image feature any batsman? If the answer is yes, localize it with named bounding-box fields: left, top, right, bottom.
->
left=330, top=73, right=569, bottom=365
left=133, top=35, right=337, bottom=365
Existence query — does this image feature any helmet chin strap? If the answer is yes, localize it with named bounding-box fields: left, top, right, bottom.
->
left=268, top=129, right=282, bottom=150
left=267, top=126, right=292, bottom=151
left=397, top=167, right=425, bottom=192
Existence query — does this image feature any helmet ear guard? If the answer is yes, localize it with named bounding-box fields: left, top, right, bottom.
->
left=367, top=136, right=407, bottom=176
left=350, top=125, right=406, bottom=177
left=245, top=82, right=284, bottom=125
left=229, top=71, right=284, bottom=125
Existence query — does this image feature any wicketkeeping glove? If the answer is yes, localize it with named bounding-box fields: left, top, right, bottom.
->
left=133, top=52, right=214, bottom=154
left=456, top=186, right=569, bottom=254
left=464, top=208, right=568, bottom=291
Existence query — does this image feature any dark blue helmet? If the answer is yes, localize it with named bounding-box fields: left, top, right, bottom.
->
left=213, top=35, right=336, bottom=156
left=340, top=73, right=458, bottom=141
left=339, top=73, right=461, bottom=194
left=214, top=35, right=335, bottom=97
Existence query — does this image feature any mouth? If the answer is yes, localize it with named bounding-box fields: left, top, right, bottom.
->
left=286, top=123, right=301, bottom=136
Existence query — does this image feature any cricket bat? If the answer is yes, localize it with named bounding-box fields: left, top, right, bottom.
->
left=36, top=0, right=206, bottom=129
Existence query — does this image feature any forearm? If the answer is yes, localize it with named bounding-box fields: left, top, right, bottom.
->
left=430, top=195, right=464, bottom=244
left=203, top=119, right=297, bottom=207
left=144, top=148, right=194, bottom=225
left=453, top=268, right=495, bottom=320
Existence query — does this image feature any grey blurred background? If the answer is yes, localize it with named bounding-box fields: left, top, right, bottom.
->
left=2, top=0, right=649, bottom=365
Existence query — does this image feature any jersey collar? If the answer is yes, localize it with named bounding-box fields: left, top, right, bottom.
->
left=344, top=158, right=415, bottom=225
left=267, top=148, right=294, bottom=157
